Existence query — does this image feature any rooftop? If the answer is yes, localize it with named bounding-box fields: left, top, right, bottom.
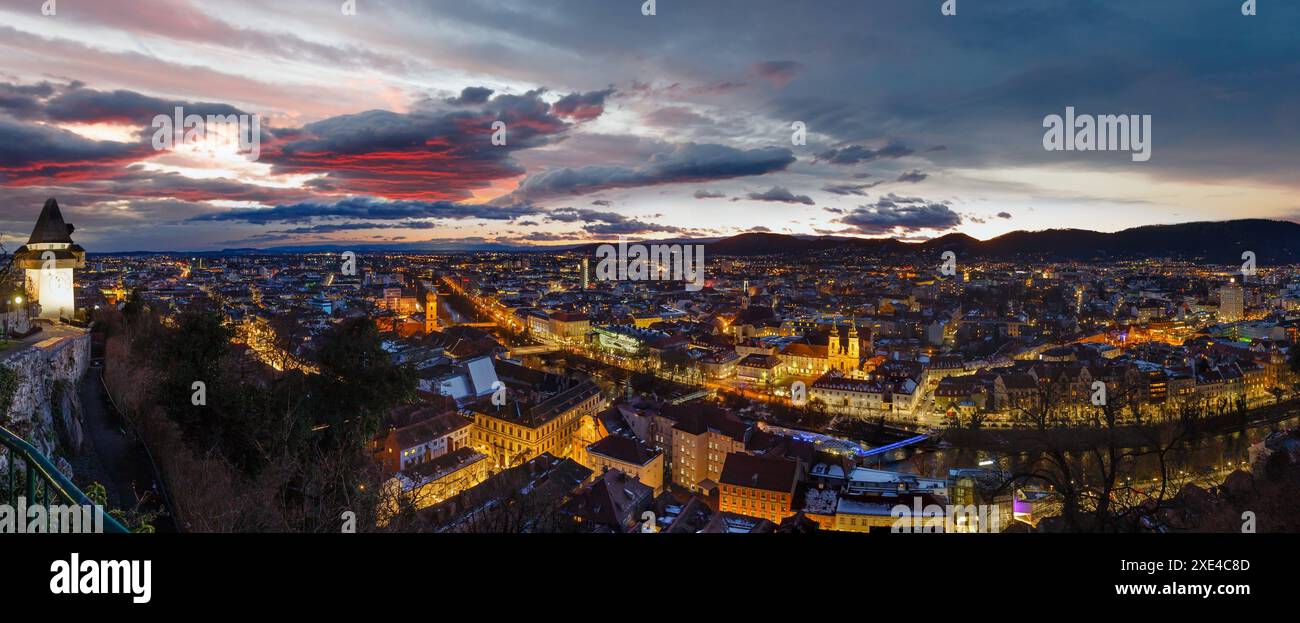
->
left=719, top=453, right=798, bottom=493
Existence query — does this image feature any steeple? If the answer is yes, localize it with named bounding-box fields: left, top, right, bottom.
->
left=847, top=322, right=860, bottom=359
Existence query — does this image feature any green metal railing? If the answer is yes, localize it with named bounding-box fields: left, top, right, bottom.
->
left=0, top=424, right=129, bottom=533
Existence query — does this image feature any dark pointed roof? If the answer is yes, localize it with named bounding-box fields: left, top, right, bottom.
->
left=28, top=198, right=75, bottom=245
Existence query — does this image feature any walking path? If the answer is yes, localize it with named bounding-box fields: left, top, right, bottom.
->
left=72, top=364, right=144, bottom=510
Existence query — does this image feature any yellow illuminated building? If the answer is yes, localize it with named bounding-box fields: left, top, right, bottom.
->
left=469, top=381, right=604, bottom=469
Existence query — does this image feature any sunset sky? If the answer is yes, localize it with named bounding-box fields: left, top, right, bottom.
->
left=1, top=0, right=1297, bottom=252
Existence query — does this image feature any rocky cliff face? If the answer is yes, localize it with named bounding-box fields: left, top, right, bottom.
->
left=1, top=331, right=91, bottom=473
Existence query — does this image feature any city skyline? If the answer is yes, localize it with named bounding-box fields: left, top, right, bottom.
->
left=2, top=0, right=1298, bottom=252
left=3, top=5, right=1299, bottom=612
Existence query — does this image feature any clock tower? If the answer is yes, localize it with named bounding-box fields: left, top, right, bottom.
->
left=14, top=198, right=86, bottom=320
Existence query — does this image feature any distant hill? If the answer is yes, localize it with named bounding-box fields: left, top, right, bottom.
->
left=692, top=219, right=1300, bottom=263
left=81, top=218, right=1300, bottom=262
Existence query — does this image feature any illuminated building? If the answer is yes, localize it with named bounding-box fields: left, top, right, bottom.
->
left=424, top=291, right=438, bottom=333
left=1218, top=283, right=1244, bottom=322
left=811, top=373, right=884, bottom=414
left=699, top=349, right=741, bottom=379
left=570, top=408, right=610, bottom=467
left=544, top=312, right=591, bottom=344
left=584, top=435, right=665, bottom=495
left=776, top=342, right=827, bottom=376
left=832, top=494, right=912, bottom=533
left=423, top=453, right=592, bottom=532
left=736, top=354, right=783, bottom=383
left=14, top=198, right=85, bottom=320
left=594, top=324, right=667, bottom=355
left=777, top=323, right=870, bottom=378
left=524, top=310, right=592, bottom=343
left=670, top=404, right=748, bottom=492
left=468, top=380, right=603, bottom=469
left=102, top=276, right=128, bottom=306
left=380, top=287, right=421, bottom=315
left=379, top=407, right=473, bottom=474
left=717, top=453, right=798, bottom=524
left=379, top=448, right=490, bottom=523
left=826, top=323, right=862, bottom=374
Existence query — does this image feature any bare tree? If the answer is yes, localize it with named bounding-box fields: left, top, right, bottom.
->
left=993, top=376, right=1199, bottom=532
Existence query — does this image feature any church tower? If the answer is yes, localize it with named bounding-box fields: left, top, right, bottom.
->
left=847, top=322, right=860, bottom=361
left=827, top=324, right=840, bottom=363
left=15, top=198, right=85, bottom=320
left=424, top=290, right=438, bottom=334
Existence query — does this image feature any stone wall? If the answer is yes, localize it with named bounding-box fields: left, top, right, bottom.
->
left=1, top=331, right=91, bottom=463
left=0, top=307, right=33, bottom=337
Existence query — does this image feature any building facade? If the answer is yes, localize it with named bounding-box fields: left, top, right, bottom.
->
left=469, top=381, right=604, bottom=469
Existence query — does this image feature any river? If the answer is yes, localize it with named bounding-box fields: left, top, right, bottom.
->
left=896, top=412, right=1300, bottom=487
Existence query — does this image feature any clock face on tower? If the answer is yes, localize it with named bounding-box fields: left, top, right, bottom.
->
left=48, top=271, right=70, bottom=291
left=25, top=267, right=76, bottom=318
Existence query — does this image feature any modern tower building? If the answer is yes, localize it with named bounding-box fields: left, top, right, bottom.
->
left=1218, top=282, right=1244, bottom=322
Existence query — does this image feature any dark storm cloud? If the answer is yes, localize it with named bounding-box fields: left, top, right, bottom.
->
left=0, top=191, right=218, bottom=232
left=0, top=81, right=57, bottom=119
left=693, top=189, right=726, bottom=199
left=816, top=141, right=915, bottom=165
left=997, top=211, right=1013, bottom=219
left=0, top=79, right=609, bottom=201
left=0, top=81, right=264, bottom=183
left=896, top=169, right=928, bottom=183
left=545, top=206, right=688, bottom=236
left=42, top=86, right=248, bottom=125
left=510, top=143, right=796, bottom=200
left=0, top=82, right=272, bottom=186
left=870, top=193, right=935, bottom=209
left=742, top=186, right=814, bottom=205
left=263, top=87, right=608, bottom=200
left=510, top=231, right=578, bottom=243
left=446, top=86, right=495, bottom=106
left=822, top=182, right=881, bottom=196
left=552, top=88, right=616, bottom=121
left=192, top=197, right=543, bottom=225
left=0, top=80, right=252, bottom=130
left=546, top=207, right=624, bottom=224
left=0, top=114, right=150, bottom=181
left=837, top=193, right=963, bottom=234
